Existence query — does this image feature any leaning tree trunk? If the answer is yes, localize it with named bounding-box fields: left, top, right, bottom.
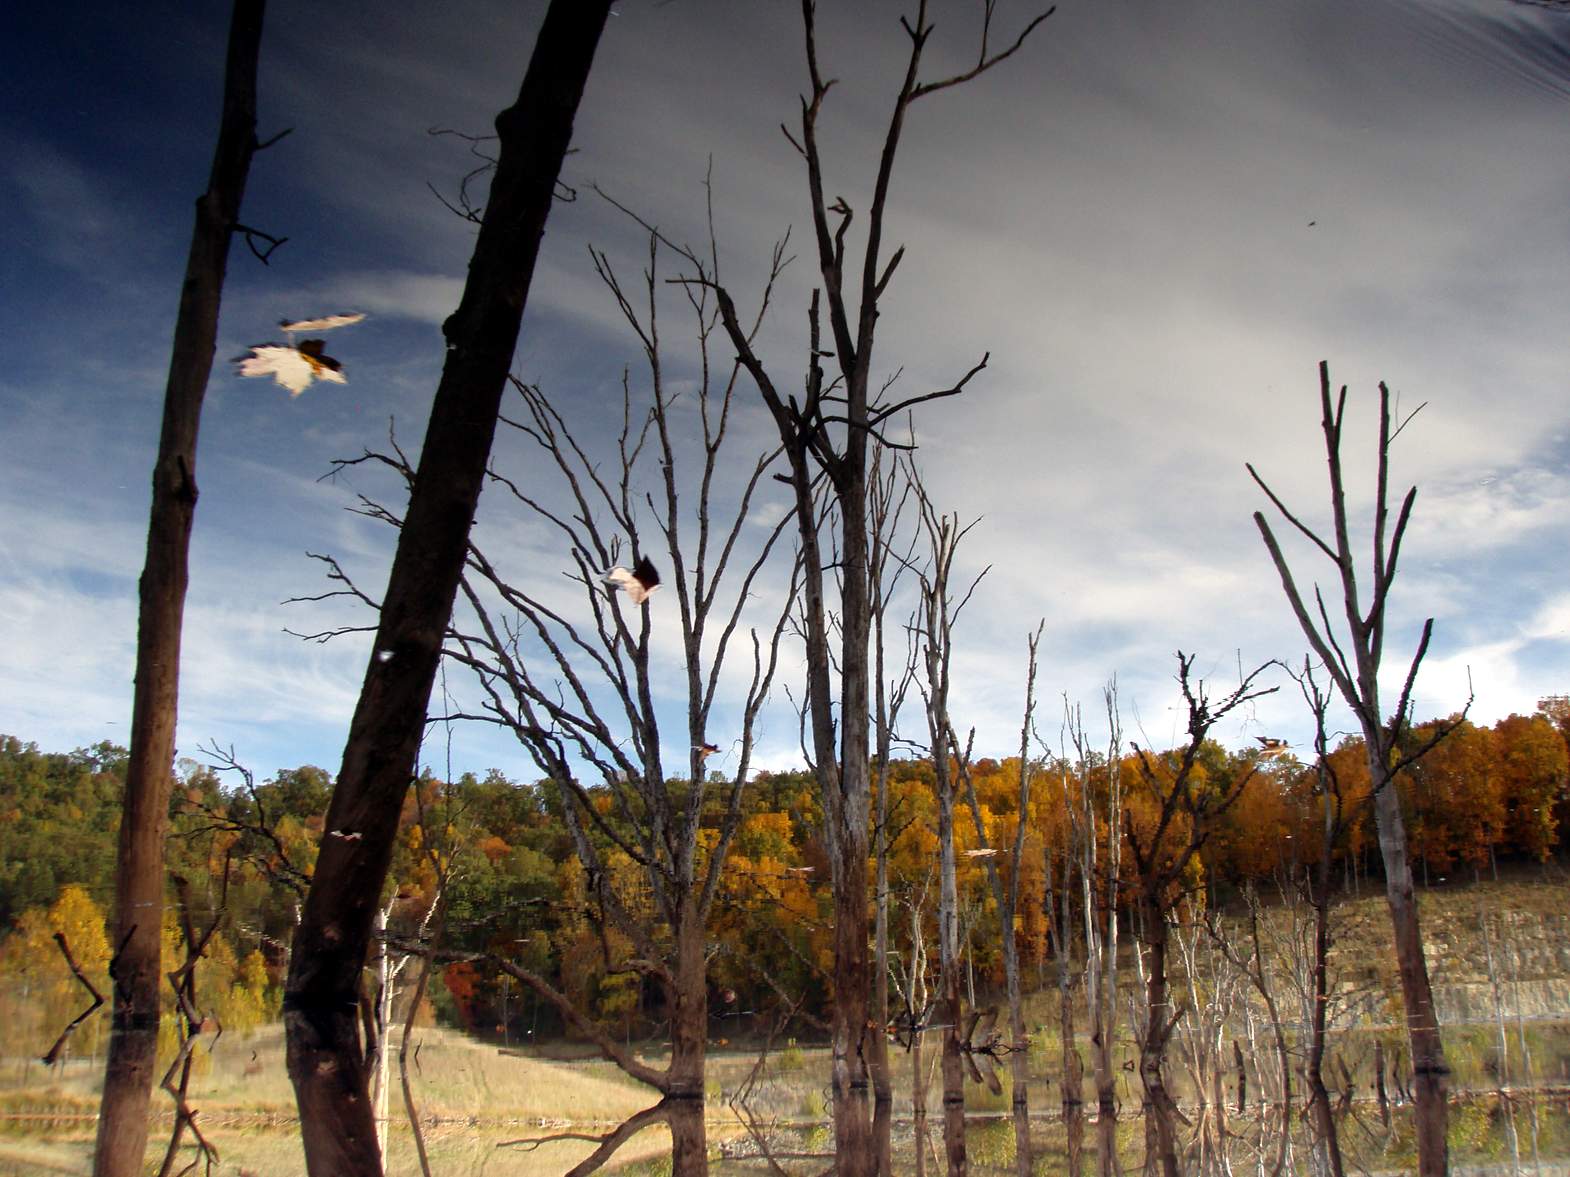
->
left=94, top=5, right=265, bottom=1174
left=283, top=6, right=611, bottom=1174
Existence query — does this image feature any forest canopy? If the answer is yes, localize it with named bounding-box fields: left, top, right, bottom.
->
left=3, top=704, right=1564, bottom=1046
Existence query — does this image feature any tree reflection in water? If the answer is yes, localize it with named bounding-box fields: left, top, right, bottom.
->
left=507, top=1089, right=899, bottom=1176
left=498, top=1096, right=707, bottom=1176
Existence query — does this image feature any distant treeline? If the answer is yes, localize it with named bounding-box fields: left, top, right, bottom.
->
left=1, top=706, right=1565, bottom=1043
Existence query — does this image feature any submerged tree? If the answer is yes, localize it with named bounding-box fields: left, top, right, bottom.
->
left=1124, top=654, right=1274, bottom=1177
left=954, top=621, right=1044, bottom=1177
left=1250, top=361, right=1464, bottom=1177
left=283, top=6, right=613, bottom=1174
left=911, top=496, right=986, bottom=1174
left=448, top=229, right=797, bottom=1170
left=1057, top=686, right=1127, bottom=1177
left=1293, top=658, right=1353, bottom=1177
left=96, top=4, right=269, bottom=1173
left=696, top=8, right=1052, bottom=1168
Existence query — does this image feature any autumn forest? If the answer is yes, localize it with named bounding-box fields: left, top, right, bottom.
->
left=2, top=709, right=1567, bottom=1051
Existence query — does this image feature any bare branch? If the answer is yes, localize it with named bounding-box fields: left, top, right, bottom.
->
left=41, top=933, right=106, bottom=1067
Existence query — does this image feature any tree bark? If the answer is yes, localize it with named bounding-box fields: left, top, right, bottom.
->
left=283, top=6, right=610, bottom=1173
left=94, top=5, right=265, bottom=1173
left=667, top=902, right=709, bottom=1103
left=1306, top=776, right=1346, bottom=1177
left=1137, top=903, right=1181, bottom=1177
left=1370, top=771, right=1450, bottom=1173
left=1055, top=846, right=1085, bottom=1175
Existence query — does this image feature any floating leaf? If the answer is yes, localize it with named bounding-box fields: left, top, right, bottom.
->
left=235, top=340, right=347, bottom=397
left=279, top=312, right=366, bottom=333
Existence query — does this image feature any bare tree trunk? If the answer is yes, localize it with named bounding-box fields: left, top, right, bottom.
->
left=95, top=6, right=265, bottom=1174
left=665, top=1097, right=708, bottom=1177
left=955, top=621, right=1041, bottom=1131
left=373, top=903, right=392, bottom=1160
left=1369, top=773, right=1450, bottom=1173
left=874, top=1094, right=895, bottom=1177
left=935, top=718, right=967, bottom=1175
left=869, top=449, right=914, bottom=1108
left=1301, top=667, right=1347, bottom=1177
left=1125, top=658, right=1275, bottom=1177
left=1043, top=769, right=1085, bottom=1171
left=1058, top=881, right=1086, bottom=1174
left=912, top=499, right=983, bottom=1176
left=1075, top=688, right=1124, bottom=1177
left=283, top=7, right=610, bottom=1173
left=873, top=716, right=893, bottom=1105
left=914, top=1029, right=932, bottom=1177
left=1138, top=903, right=1182, bottom=1177
left=706, top=13, right=1050, bottom=1170
left=1481, top=910, right=1522, bottom=1176
left=668, top=904, right=709, bottom=1103
left=1252, top=363, right=1456, bottom=1177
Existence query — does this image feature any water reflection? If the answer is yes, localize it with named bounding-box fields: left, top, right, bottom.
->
left=498, top=1097, right=706, bottom=1176
left=527, top=1086, right=1570, bottom=1176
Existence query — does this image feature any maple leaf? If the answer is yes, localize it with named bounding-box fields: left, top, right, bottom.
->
left=234, top=339, right=348, bottom=397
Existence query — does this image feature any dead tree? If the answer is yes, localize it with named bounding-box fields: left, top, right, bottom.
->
left=694, top=10, right=1051, bottom=1168
left=314, top=224, right=794, bottom=1164
left=95, top=5, right=268, bottom=1173
left=439, top=224, right=795, bottom=1175
left=155, top=873, right=231, bottom=1177
left=1291, top=658, right=1351, bottom=1177
left=1202, top=884, right=1293, bottom=1177
left=283, top=7, right=612, bottom=1174
left=948, top=620, right=1044, bottom=1177
left=1170, top=917, right=1247, bottom=1177
left=889, top=861, right=938, bottom=1127
left=1250, top=361, right=1466, bottom=1177
left=868, top=447, right=920, bottom=1106
left=1125, top=653, right=1275, bottom=1177
left=1043, top=738, right=1087, bottom=1174
left=1059, top=684, right=1127, bottom=1176
left=911, top=495, right=989, bottom=1175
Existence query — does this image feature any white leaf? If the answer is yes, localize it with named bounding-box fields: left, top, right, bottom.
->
left=279, top=312, right=366, bottom=333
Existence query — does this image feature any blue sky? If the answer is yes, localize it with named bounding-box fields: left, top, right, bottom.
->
left=3, top=0, right=1569, bottom=786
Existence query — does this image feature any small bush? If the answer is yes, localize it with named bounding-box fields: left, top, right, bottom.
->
left=800, top=1086, right=826, bottom=1121
left=778, top=1040, right=805, bottom=1073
